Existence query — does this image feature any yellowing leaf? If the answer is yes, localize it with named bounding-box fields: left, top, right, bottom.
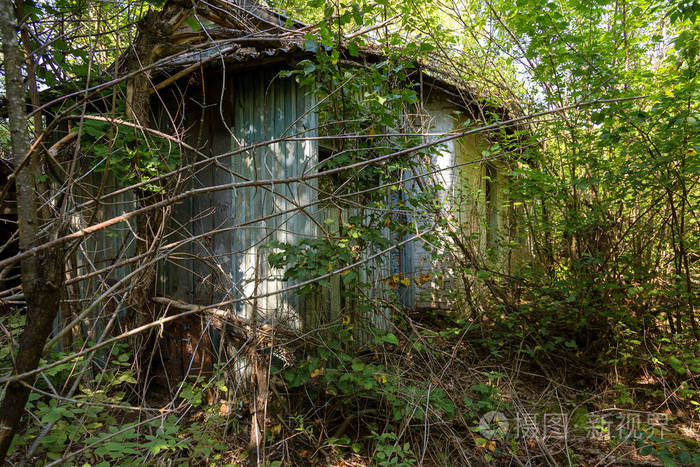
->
left=219, top=403, right=231, bottom=416
left=311, top=368, right=324, bottom=378
left=414, top=272, right=432, bottom=286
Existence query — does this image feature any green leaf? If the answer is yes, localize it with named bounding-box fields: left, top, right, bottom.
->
left=348, top=40, right=359, bottom=57
left=668, top=357, right=686, bottom=375
left=183, top=16, right=201, bottom=31
left=216, top=380, right=228, bottom=393
left=148, top=439, right=171, bottom=455
left=304, top=39, right=318, bottom=53
left=304, top=62, right=316, bottom=75
left=383, top=333, right=399, bottom=346
left=656, top=450, right=677, bottom=467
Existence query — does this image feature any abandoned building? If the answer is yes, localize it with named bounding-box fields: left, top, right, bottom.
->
left=27, top=2, right=525, bottom=383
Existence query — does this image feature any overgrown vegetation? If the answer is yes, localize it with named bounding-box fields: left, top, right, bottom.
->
left=0, top=0, right=698, bottom=465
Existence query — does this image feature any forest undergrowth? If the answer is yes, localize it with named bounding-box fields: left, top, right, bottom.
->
left=3, top=295, right=699, bottom=466
left=1, top=0, right=699, bottom=465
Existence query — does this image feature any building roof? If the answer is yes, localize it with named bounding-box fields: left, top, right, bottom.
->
left=143, top=1, right=507, bottom=122
left=0, top=1, right=508, bottom=123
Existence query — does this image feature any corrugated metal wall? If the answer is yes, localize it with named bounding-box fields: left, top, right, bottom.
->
left=70, top=67, right=513, bottom=355
left=69, top=167, right=137, bottom=346
left=401, top=101, right=459, bottom=310
left=161, top=68, right=320, bottom=330
left=230, top=69, right=318, bottom=326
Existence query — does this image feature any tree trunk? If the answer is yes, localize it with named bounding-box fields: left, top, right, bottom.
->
left=0, top=0, right=64, bottom=459
left=122, top=0, right=189, bottom=382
